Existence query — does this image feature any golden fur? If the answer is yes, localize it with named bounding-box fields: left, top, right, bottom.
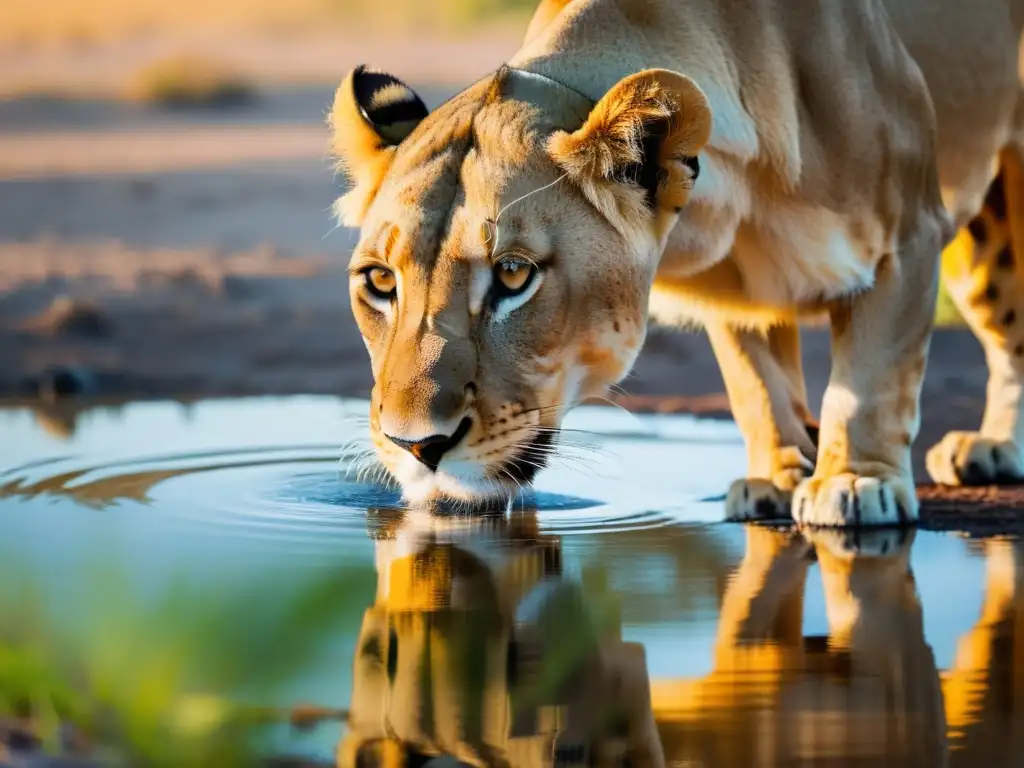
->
left=330, top=0, right=1024, bottom=525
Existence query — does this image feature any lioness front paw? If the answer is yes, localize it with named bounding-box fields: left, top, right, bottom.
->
left=725, top=449, right=811, bottom=522
left=792, top=472, right=916, bottom=527
left=926, top=432, right=1024, bottom=486
left=725, top=468, right=807, bottom=522
left=725, top=478, right=790, bottom=521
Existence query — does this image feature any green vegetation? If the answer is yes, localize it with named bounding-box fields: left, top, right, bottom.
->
left=0, top=560, right=376, bottom=766
left=345, top=0, right=539, bottom=29
left=935, top=280, right=965, bottom=326
left=125, top=55, right=256, bottom=107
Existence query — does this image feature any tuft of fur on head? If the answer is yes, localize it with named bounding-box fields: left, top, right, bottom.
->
left=547, top=68, right=712, bottom=237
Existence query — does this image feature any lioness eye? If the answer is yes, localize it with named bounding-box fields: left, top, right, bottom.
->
left=494, top=258, right=536, bottom=297
left=363, top=267, right=397, bottom=300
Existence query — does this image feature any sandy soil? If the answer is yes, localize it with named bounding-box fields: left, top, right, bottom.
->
left=0, top=38, right=1014, bottom=504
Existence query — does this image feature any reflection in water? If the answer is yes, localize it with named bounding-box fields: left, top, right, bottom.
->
left=341, top=506, right=663, bottom=767
left=31, top=401, right=82, bottom=440
left=944, top=538, right=1024, bottom=765
left=655, top=527, right=947, bottom=767
left=0, top=447, right=351, bottom=508
left=341, top=516, right=1024, bottom=767
left=28, top=400, right=129, bottom=440
left=8, top=394, right=1024, bottom=766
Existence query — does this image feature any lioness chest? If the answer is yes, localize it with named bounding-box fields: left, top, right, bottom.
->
left=655, top=171, right=888, bottom=313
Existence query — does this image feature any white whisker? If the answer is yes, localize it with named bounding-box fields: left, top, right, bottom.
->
left=485, top=174, right=567, bottom=256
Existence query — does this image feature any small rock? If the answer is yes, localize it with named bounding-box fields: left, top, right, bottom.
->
left=37, top=366, right=94, bottom=401
left=38, top=297, right=112, bottom=339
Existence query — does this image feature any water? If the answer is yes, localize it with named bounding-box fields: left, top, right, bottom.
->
left=0, top=396, right=1020, bottom=766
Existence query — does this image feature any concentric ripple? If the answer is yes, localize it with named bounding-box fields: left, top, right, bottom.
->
left=0, top=398, right=747, bottom=551
left=0, top=445, right=674, bottom=540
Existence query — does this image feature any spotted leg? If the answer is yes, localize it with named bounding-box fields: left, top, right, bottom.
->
left=929, top=155, right=1024, bottom=485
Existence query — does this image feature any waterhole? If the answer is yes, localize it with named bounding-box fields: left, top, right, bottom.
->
left=0, top=396, right=1018, bottom=765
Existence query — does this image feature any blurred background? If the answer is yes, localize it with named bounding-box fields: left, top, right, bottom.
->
left=0, top=0, right=544, bottom=411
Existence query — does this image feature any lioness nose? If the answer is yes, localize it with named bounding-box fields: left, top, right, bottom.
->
left=385, top=417, right=472, bottom=472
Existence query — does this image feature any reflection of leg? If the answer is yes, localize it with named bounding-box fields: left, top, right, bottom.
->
left=811, top=529, right=921, bottom=652
left=647, top=527, right=811, bottom=766
left=527, top=587, right=664, bottom=767
left=809, top=529, right=948, bottom=763
left=944, top=539, right=1024, bottom=764
left=929, top=157, right=1024, bottom=485
left=715, top=526, right=812, bottom=652
left=340, top=608, right=391, bottom=763
left=430, top=613, right=511, bottom=764
left=707, top=321, right=817, bottom=521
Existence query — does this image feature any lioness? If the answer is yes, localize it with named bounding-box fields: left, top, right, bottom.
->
left=330, top=0, right=1024, bottom=526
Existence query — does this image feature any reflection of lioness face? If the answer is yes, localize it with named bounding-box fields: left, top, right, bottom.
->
left=330, top=66, right=710, bottom=503
left=340, top=507, right=664, bottom=767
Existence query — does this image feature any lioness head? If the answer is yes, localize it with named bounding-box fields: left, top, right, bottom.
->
left=330, top=65, right=711, bottom=504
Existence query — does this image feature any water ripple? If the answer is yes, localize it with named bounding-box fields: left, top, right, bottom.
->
left=0, top=442, right=694, bottom=542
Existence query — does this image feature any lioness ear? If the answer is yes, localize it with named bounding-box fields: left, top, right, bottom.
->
left=328, top=66, right=429, bottom=226
left=547, top=69, right=711, bottom=234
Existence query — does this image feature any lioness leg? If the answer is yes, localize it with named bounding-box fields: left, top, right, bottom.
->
left=928, top=157, right=1024, bottom=485
left=793, top=226, right=942, bottom=527
left=707, top=321, right=817, bottom=521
